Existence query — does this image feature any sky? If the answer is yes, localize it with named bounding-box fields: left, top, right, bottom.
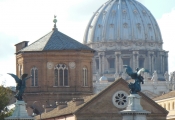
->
left=0, top=0, right=175, bottom=86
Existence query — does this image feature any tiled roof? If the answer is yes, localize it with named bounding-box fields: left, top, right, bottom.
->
left=35, top=95, right=97, bottom=119
left=20, top=29, right=94, bottom=52
left=153, top=91, right=175, bottom=101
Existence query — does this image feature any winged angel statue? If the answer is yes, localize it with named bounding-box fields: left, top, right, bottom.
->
left=123, top=65, right=149, bottom=94
left=8, top=73, right=32, bottom=101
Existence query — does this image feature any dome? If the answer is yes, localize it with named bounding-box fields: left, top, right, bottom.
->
left=99, top=76, right=108, bottom=81
left=83, top=0, right=162, bottom=44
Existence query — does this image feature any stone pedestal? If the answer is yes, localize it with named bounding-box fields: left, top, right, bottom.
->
left=5, top=101, right=34, bottom=120
left=120, top=94, right=150, bottom=120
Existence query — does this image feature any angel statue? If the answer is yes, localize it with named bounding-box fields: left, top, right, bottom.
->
left=8, top=73, right=32, bottom=101
left=123, top=65, right=149, bottom=94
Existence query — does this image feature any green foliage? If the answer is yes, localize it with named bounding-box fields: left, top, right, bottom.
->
left=0, top=86, right=13, bottom=120
left=0, top=109, right=14, bottom=120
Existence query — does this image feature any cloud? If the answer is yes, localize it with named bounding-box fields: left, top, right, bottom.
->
left=157, top=9, right=175, bottom=72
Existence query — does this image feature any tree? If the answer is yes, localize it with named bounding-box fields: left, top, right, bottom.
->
left=0, top=86, right=13, bottom=120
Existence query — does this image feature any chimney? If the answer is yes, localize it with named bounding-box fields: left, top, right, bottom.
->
left=73, top=98, right=84, bottom=106
left=57, top=102, right=67, bottom=110
left=15, top=41, right=29, bottom=53
left=43, top=104, right=55, bottom=113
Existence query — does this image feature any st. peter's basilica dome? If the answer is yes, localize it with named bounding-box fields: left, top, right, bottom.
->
left=84, top=0, right=162, bottom=44
left=83, top=0, right=168, bottom=81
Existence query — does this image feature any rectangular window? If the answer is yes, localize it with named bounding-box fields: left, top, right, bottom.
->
left=108, top=58, right=115, bottom=68
left=123, top=58, right=130, bottom=66
left=31, top=67, right=38, bottom=87
left=96, top=59, right=99, bottom=69
left=83, top=68, right=88, bottom=86
left=139, top=58, right=144, bottom=68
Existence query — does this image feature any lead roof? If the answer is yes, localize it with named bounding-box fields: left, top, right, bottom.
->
left=19, top=29, right=94, bottom=52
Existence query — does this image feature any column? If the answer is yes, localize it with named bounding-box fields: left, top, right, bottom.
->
left=102, top=52, right=105, bottom=74
left=162, top=55, right=165, bottom=73
left=160, top=54, right=163, bottom=73
left=151, top=52, right=154, bottom=72
left=165, top=52, right=169, bottom=72
left=136, top=53, right=139, bottom=68
left=132, top=51, right=139, bottom=69
left=118, top=52, right=122, bottom=73
left=115, top=52, right=119, bottom=74
left=92, top=58, right=96, bottom=73
left=98, top=53, right=102, bottom=75
left=148, top=51, right=152, bottom=73
left=133, top=55, right=135, bottom=69
left=132, top=51, right=136, bottom=69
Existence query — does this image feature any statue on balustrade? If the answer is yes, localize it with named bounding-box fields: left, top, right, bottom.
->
left=151, top=71, right=158, bottom=82
left=164, top=71, right=169, bottom=82
left=8, top=73, right=32, bottom=101
left=170, top=72, right=175, bottom=82
left=123, top=65, right=149, bottom=94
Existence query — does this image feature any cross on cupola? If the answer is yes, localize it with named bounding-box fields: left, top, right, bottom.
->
left=53, top=15, right=58, bottom=30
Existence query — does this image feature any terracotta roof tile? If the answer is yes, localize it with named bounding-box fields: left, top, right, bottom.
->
left=153, top=91, right=175, bottom=101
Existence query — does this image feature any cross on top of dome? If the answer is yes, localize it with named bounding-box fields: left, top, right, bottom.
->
left=53, top=15, right=58, bottom=30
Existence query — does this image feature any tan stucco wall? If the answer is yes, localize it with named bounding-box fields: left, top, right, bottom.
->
left=156, top=97, right=175, bottom=120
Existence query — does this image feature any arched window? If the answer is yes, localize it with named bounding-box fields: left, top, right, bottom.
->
left=19, top=64, right=23, bottom=77
left=83, top=67, right=88, bottom=86
left=31, top=67, right=38, bottom=86
left=54, top=64, right=69, bottom=86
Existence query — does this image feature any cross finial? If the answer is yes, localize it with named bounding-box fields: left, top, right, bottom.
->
left=53, top=15, right=58, bottom=30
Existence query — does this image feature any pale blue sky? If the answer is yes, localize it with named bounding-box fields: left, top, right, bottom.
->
left=0, top=0, right=175, bottom=86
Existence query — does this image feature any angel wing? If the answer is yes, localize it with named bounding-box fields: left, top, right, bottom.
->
left=123, top=65, right=137, bottom=79
left=137, top=68, right=149, bottom=76
left=7, top=73, right=21, bottom=83
left=20, top=73, right=28, bottom=80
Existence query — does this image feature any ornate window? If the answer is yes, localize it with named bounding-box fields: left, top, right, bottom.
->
left=54, top=64, right=69, bottom=86
left=31, top=67, right=38, bottom=86
left=83, top=67, right=88, bottom=86
left=112, top=91, right=128, bottom=108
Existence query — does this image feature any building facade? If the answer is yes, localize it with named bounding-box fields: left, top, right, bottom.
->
left=154, top=91, right=175, bottom=120
left=15, top=25, right=95, bottom=112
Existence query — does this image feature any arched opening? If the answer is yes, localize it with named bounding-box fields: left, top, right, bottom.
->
left=54, top=64, right=69, bottom=86
left=31, top=67, right=38, bottom=86
left=83, top=67, right=88, bottom=86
